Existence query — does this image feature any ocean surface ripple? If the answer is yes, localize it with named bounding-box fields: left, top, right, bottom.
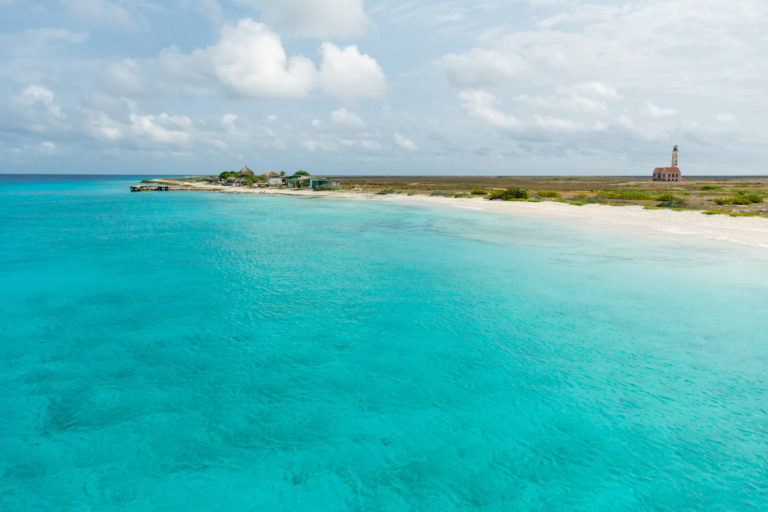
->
left=1, top=176, right=767, bottom=510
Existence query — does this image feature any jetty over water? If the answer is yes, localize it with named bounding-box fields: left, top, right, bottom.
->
left=130, top=185, right=169, bottom=192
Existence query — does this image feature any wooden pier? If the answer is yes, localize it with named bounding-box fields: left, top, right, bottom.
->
left=130, top=185, right=169, bottom=192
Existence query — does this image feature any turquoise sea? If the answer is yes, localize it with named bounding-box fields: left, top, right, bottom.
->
left=1, top=175, right=767, bottom=511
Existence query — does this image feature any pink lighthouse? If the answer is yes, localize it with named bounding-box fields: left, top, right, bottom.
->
left=652, top=146, right=682, bottom=182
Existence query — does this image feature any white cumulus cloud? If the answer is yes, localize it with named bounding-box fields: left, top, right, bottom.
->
left=318, top=43, right=386, bottom=101
left=394, top=133, right=418, bottom=151
left=359, top=140, right=382, bottom=150
left=85, top=109, right=124, bottom=140
left=557, top=82, right=620, bottom=111
left=330, top=107, right=365, bottom=128
left=19, top=85, right=63, bottom=119
left=104, top=58, right=144, bottom=95
left=438, top=48, right=525, bottom=88
left=129, top=113, right=192, bottom=146
left=154, top=19, right=385, bottom=102
left=533, top=115, right=581, bottom=132
left=646, top=101, right=677, bottom=118
left=40, top=141, right=57, bottom=154
left=207, top=19, right=317, bottom=99
left=21, top=85, right=56, bottom=106
left=459, top=89, right=520, bottom=129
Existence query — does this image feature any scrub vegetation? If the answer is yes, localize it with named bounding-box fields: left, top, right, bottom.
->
left=713, top=191, right=764, bottom=205
left=328, top=176, right=768, bottom=215
left=156, top=175, right=768, bottom=216
left=488, top=187, right=529, bottom=201
left=218, top=171, right=265, bottom=185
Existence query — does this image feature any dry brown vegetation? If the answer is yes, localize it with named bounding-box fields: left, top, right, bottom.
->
left=328, top=176, right=768, bottom=215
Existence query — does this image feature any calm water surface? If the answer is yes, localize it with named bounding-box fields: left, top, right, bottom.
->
left=1, top=176, right=767, bottom=510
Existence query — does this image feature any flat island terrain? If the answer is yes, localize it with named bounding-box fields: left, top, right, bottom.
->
left=145, top=175, right=768, bottom=217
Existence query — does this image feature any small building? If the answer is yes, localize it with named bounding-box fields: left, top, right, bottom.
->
left=285, top=175, right=312, bottom=189
left=309, top=178, right=340, bottom=190
left=262, top=171, right=286, bottom=187
left=285, top=175, right=340, bottom=190
left=652, top=167, right=682, bottom=182
left=239, top=166, right=254, bottom=175
left=652, top=146, right=683, bottom=181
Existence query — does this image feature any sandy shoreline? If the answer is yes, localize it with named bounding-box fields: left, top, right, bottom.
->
left=146, top=179, right=768, bottom=249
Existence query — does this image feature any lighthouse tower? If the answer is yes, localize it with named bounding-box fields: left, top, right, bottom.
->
left=652, top=145, right=683, bottom=181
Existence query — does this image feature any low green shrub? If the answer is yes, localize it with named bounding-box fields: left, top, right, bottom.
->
left=377, top=188, right=395, bottom=195
left=645, top=205, right=689, bottom=211
left=655, top=192, right=679, bottom=202
left=654, top=192, right=685, bottom=208
left=656, top=198, right=686, bottom=208
left=704, top=209, right=767, bottom=217
left=599, top=190, right=653, bottom=200
left=488, top=187, right=529, bottom=200
left=537, top=190, right=560, bottom=198
left=700, top=185, right=722, bottom=191
left=714, top=192, right=763, bottom=205
left=740, top=192, right=764, bottom=203
left=470, top=189, right=488, bottom=195
left=219, top=171, right=262, bottom=184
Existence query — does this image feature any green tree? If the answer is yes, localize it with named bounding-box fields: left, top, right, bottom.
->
left=488, top=187, right=529, bottom=200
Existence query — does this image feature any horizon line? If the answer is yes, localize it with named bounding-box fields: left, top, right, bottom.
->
left=4, top=172, right=768, bottom=178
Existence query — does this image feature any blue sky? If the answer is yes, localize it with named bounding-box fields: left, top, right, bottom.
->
left=1, top=0, right=767, bottom=175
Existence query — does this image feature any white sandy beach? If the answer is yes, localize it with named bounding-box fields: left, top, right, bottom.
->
left=149, top=179, right=768, bottom=249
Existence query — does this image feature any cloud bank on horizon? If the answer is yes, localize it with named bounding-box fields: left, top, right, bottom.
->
left=1, top=0, right=766, bottom=174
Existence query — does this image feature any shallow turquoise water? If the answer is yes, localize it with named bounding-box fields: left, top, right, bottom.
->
left=1, top=176, right=767, bottom=510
